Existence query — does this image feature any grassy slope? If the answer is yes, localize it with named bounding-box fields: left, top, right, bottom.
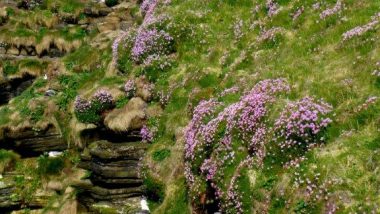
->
left=148, top=0, right=380, bottom=213
left=0, top=0, right=379, bottom=213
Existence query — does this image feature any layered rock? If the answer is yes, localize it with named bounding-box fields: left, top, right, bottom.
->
left=75, top=139, right=148, bottom=213
left=0, top=124, right=67, bottom=157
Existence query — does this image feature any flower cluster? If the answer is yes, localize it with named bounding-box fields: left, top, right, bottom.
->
left=74, top=96, right=91, bottom=113
left=233, top=19, right=244, bottom=40
left=140, top=0, right=158, bottom=15
left=93, top=89, right=114, bottom=107
left=342, top=12, right=380, bottom=41
left=184, top=99, right=220, bottom=159
left=200, top=159, right=217, bottom=181
left=292, top=6, right=304, bottom=21
left=74, top=89, right=115, bottom=124
left=141, top=125, right=154, bottom=143
left=257, top=27, right=283, bottom=42
left=354, top=96, right=378, bottom=113
left=266, top=0, right=279, bottom=17
left=157, top=90, right=172, bottom=107
left=132, top=28, right=174, bottom=64
left=219, top=86, right=239, bottom=97
left=320, top=0, right=343, bottom=20
left=225, top=157, right=254, bottom=214
left=124, top=79, right=136, bottom=98
left=274, top=97, right=333, bottom=149
left=185, top=79, right=290, bottom=213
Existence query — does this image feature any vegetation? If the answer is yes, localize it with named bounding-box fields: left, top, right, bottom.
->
left=0, top=0, right=379, bottom=213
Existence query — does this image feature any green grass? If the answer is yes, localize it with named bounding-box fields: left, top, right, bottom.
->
left=152, top=149, right=171, bottom=162
left=0, top=0, right=378, bottom=213
left=142, top=0, right=380, bottom=213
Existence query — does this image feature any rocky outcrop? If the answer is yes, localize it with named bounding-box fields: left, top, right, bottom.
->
left=0, top=73, right=35, bottom=105
left=0, top=177, right=51, bottom=212
left=0, top=124, right=67, bottom=157
left=75, top=137, right=148, bottom=212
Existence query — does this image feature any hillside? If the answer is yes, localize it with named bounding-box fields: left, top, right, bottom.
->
left=0, top=0, right=379, bottom=213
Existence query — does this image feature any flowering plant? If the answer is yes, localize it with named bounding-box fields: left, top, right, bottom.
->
left=74, top=89, right=115, bottom=124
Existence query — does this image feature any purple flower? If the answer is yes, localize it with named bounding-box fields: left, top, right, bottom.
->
left=132, top=28, right=173, bottom=63
left=92, top=89, right=114, bottom=106
left=124, top=80, right=136, bottom=97
left=74, top=96, right=91, bottom=113
left=320, top=0, right=343, bottom=20
left=141, top=125, right=154, bottom=143
left=274, top=97, right=333, bottom=148
left=342, top=13, right=380, bottom=41
left=266, top=0, right=279, bottom=17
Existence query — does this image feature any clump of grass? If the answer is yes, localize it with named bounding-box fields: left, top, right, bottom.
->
left=37, top=153, right=65, bottom=175
left=152, top=149, right=171, bottom=162
left=144, top=174, right=165, bottom=203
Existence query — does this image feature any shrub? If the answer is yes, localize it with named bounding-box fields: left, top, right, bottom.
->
left=184, top=79, right=290, bottom=213
left=105, top=0, right=118, bottom=7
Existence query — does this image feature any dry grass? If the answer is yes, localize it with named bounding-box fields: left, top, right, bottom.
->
left=104, top=97, right=147, bottom=132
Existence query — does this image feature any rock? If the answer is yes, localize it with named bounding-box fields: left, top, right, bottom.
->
left=47, top=181, right=63, bottom=192
left=79, top=160, right=140, bottom=178
left=0, top=74, right=36, bottom=106
left=88, top=141, right=147, bottom=160
left=48, top=151, right=63, bottom=157
left=0, top=124, right=67, bottom=157
left=19, top=48, right=27, bottom=56
left=0, top=47, right=6, bottom=54
left=45, top=89, right=57, bottom=97
left=104, top=97, right=147, bottom=132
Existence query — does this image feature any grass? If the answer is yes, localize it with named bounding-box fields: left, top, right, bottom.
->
left=0, top=0, right=378, bottom=213
left=142, top=0, right=380, bottom=213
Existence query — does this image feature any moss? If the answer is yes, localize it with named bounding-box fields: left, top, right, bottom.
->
left=144, top=174, right=165, bottom=203
left=152, top=149, right=171, bottom=162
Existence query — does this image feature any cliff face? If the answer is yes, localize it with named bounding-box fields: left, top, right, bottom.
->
left=0, top=0, right=151, bottom=213
left=0, top=0, right=380, bottom=214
